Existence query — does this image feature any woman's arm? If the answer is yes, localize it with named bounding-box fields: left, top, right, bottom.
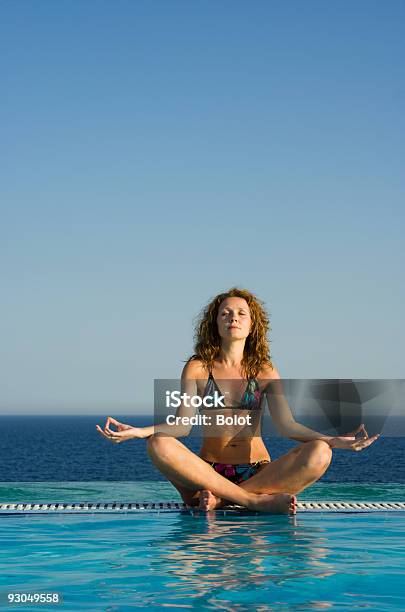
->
left=265, top=368, right=380, bottom=450
left=276, top=420, right=333, bottom=444
left=97, top=360, right=199, bottom=442
left=138, top=360, right=199, bottom=438
left=265, top=374, right=333, bottom=443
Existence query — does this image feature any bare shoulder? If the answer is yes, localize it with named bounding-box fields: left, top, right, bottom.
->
left=181, top=357, right=206, bottom=380
left=259, top=363, right=281, bottom=381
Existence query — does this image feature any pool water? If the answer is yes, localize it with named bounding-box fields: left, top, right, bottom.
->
left=1, top=482, right=404, bottom=611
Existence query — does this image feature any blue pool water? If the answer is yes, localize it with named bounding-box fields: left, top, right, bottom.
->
left=1, top=482, right=405, bottom=611
left=1, top=418, right=404, bottom=610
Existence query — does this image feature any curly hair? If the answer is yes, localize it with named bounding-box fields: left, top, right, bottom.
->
left=190, top=287, right=273, bottom=378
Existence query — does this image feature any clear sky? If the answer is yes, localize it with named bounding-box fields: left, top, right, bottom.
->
left=1, top=1, right=404, bottom=414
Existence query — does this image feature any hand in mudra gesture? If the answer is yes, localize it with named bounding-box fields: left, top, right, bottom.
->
left=329, top=423, right=381, bottom=451
left=96, top=416, right=143, bottom=444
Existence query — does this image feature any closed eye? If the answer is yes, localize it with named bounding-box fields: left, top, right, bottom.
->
left=221, top=310, right=249, bottom=316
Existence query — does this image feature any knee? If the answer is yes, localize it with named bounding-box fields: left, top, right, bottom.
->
left=300, top=440, right=332, bottom=473
left=147, top=433, right=171, bottom=458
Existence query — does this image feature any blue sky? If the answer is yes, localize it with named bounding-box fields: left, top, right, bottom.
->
left=1, top=1, right=404, bottom=413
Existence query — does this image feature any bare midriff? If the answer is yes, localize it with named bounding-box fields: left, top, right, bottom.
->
left=196, top=370, right=273, bottom=464
left=199, top=438, right=271, bottom=464
left=198, top=409, right=271, bottom=463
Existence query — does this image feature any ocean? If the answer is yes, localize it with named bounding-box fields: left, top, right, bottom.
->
left=0, top=415, right=404, bottom=483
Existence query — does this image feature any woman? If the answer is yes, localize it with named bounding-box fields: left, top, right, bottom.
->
left=96, top=288, right=380, bottom=514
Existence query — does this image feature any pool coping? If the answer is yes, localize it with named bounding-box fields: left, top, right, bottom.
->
left=1, top=500, right=405, bottom=514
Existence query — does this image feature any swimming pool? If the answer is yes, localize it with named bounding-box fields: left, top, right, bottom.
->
left=1, top=482, right=404, bottom=611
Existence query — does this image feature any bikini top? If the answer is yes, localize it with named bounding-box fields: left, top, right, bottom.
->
left=200, top=370, right=263, bottom=411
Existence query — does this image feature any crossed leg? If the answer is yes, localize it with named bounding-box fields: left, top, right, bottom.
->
left=147, top=434, right=332, bottom=514
left=200, top=439, right=333, bottom=510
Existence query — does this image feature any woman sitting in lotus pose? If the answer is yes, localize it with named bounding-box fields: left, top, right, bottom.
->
left=96, top=288, right=379, bottom=514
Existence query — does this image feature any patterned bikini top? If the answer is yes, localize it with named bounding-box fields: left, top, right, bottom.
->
left=200, top=370, right=263, bottom=411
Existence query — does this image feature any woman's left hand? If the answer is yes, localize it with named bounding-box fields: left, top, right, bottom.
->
left=329, top=423, right=381, bottom=451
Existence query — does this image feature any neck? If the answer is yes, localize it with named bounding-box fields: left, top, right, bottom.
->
left=217, top=339, right=246, bottom=369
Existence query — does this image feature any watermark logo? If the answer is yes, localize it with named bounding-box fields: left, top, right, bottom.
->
left=165, top=390, right=226, bottom=409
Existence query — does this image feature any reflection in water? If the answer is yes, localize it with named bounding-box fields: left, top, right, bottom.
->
left=1, top=511, right=402, bottom=611
left=146, top=512, right=336, bottom=609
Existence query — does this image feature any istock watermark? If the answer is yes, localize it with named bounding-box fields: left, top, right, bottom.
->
left=166, top=412, right=253, bottom=426
left=164, top=389, right=253, bottom=426
left=165, top=390, right=226, bottom=409
left=153, top=378, right=405, bottom=439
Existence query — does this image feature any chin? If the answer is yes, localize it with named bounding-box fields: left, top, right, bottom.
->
left=228, top=331, right=246, bottom=338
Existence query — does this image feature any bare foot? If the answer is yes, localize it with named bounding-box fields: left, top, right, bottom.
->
left=198, top=489, right=224, bottom=511
left=249, top=493, right=297, bottom=515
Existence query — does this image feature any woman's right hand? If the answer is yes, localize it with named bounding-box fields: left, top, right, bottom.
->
left=104, top=416, right=133, bottom=431
left=96, top=416, right=145, bottom=443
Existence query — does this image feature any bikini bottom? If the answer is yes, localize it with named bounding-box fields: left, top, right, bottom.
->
left=202, top=459, right=270, bottom=485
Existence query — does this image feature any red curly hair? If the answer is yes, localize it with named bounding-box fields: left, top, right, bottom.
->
left=190, top=288, right=273, bottom=378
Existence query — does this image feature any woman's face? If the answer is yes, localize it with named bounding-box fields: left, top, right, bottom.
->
left=216, top=297, right=252, bottom=340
